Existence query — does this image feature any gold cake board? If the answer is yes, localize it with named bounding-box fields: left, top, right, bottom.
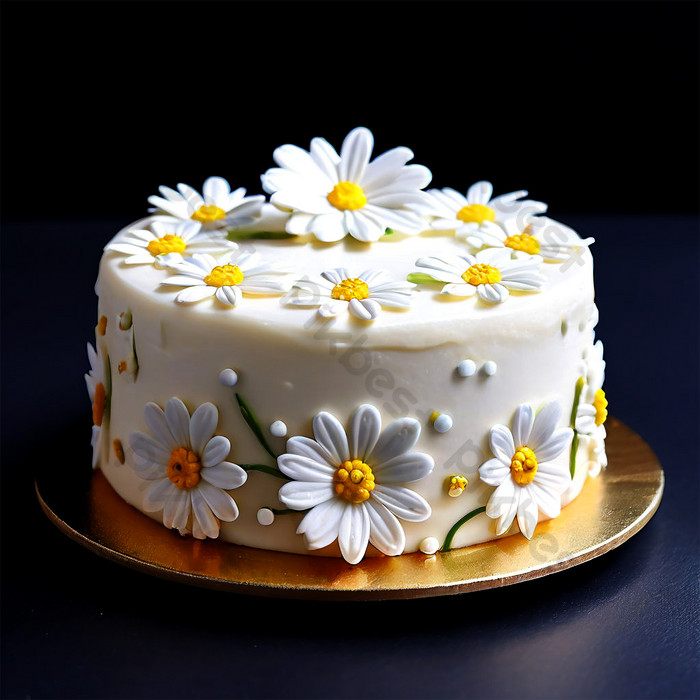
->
left=36, top=417, right=663, bottom=600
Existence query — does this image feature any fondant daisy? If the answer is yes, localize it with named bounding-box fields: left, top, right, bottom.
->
left=148, top=176, right=265, bottom=231
left=261, top=126, right=432, bottom=243
left=463, top=216, right=595, bottom=263
left=479, top=401, right=573, bottom=539
left=129, top=398, right=247, bottom=539
left=85, top=340, right=110, bottom=468
left=414, top=247, right=545, bottom=303
left=286, top=267, right=415, bottom=321
left=104, top=219, right=238, bottom=269
left=161, top=251, right=291, bottom=306
left=424, top=181, right=546, bottom=240
left=576, top=340, right=608, bottom=474
left=277, top=404, right=434, bottom=564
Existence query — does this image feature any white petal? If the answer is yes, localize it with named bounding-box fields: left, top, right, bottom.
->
left=278, top=480, right=335, bottom=510
left=365, top=499, right=405, bottom=556
left=198, top=480, right=239, bottom=522
left=371, top=485, right=431, bottom=522
left=318, top=300, right=349, bottom=318
left=349, top=298, right=381, bottom=320
left=190, top=488, right=220, bottom=539
left=372, top=451, right=434, bottom=484
left=466, top=180, right=493, bottom=205
left=129, top=431, right=170, bottom=466
left=163, top=489, right=190, bottom=530
left=312, top=412, right=350, bottom=464
left=535, top=428, right=573, bottom=463
left=165, top=398, right=191, bottom=449
left=528, top=401, right=562, bottom=451
left=348, top=404, right=382, bottom=462
left=512, top=404, right=535, bottom=448
left=337, top=502, right=371, bottom=564
left=486, top=478, right=516, bottom=520
left=529, top=482, right=562, bottom=519
left=516, top=489, right=540, bottom=539
left=311, top=212, right=348, bottom=242
left=297, top=499, right=345, bottom=550
left=176, top=286, right=215, bottom=304
left=202, top=176, right=231, bottom=205
left=215, top=285, right=241, bottom=306
left=200, top=434, right=231, bottom=468
left=143, top=402, right=178, bottom=451
left=489, top=425, right=516, bottom=464
left=189, top=402, right=218, bottom=456
left=285, top=436, right=335, bottom=469
left=441, top=283, right=476, bottom=297
left=368, top=417, right=420, bottom=466
left=277, top=453, right=336, bottom=482
left=338, top=126, right=373, bottom=183
left=479, top=457, right=510, bottom=487
left=201, top=461, right=247, bottom=490
left=142, top=478, right=176, bottom=512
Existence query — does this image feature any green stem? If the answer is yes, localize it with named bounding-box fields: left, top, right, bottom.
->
left=270, top=507, right=303, bottom=516
left=235, top=393, right=278, bottom=461
left=569, top=376, right=585, bottom=478
left=441, top=506, right=487, bottom=552
left=240, top=464, right=287, bottom=479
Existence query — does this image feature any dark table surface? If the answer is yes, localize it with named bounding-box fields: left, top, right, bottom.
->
left=1, top=214, right=698, bottom=699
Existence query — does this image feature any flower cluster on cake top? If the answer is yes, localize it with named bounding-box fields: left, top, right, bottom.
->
left=102, top=127, right=595, bottom=316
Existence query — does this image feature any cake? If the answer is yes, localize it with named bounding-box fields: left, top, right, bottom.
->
left=86, top=127, right=608, bottom=565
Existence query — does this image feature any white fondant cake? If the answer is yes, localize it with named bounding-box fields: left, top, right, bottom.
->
left=86, top=127, right=608, bottom=564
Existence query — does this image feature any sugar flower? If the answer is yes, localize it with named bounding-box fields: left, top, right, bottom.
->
left=85, top=340, right=110, bottom=468
left=423, top=181, right=546, bottom=240
left=286, top=267, right=415, bottom=321
left=479, top=401, right=573, bottom=539
left=104, top=219, right=238, bottom=269
left=463, top=215, right=595, bottom=263
left=148, top=176, right=265, bottom=231
left=261, top=127, right=432, bottom=243
left=129, top=398, right=247, bottom=539
left=576, top=340, right=608, bottom=475
left=414, top=247, right=545, bottom=303
left=161, top=251, right=291, bottom=306
left=277, top=404, right=434, bottom=564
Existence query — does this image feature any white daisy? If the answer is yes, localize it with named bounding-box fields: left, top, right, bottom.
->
left=424, top=181, right=547, bottom=241
left=261, top=126, right=432, bottom=243
left=277, top=404, right=434, bottom=564
left=576, top=340, right=608, bottom=475
left=104, top=219, right=238, bottom=269
left=129, top=398, right=247, bottom=539
left=463, top=215, right=595, bottom=263
left=414, top=247, right=545, bottom=303
left=85, top=340, right=110, bottom=468
left=479, top=401, right=573, bottom=539
left=148, top=176, right=265, bottom=231
left=161, top=251, right=291, bottom=307
left=286, top=267, right=415, bottom=321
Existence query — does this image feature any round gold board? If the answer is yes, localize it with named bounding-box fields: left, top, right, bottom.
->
left=36, top=417, right=663, bottom=600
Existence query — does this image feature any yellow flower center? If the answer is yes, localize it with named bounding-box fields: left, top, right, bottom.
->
left=331, top=277, right=370, bottom=301
left=92, top=382, right=106, bottom=427
left=167, top=447, right=202, bottom=490
left=191, top=204, right=227, bottom=223
left=334, top=459, right=375, bottom=504
left=510, top=446, right=538, bottom=485
left=327, top=181, right=367, bottom=211
left=456, top=203, right=496, bottom=225
left=146, top=234, right=187, bottom=256
left=504, top=227, right=540, bottom=255
left=593, top=389, right=608, bottom=426
left=461, top=263, right=502, bottom=286
left=203, top=264, right=244, bottom=288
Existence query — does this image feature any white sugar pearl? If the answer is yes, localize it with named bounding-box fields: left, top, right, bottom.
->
left=457, top=359, right=477, bottom=377
left=420, top=537, right=440, bottom=555
left=483, top=361, right=497, bottom=376
left=218, top=368, right=238, bottom=386
left=270, top=420, right=287, bottom=438
left=257, top=508, right=275, bottom=526
left=433, top=414, right=453, bottom=433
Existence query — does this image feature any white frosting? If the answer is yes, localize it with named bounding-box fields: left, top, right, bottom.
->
left=91, top=219, right=603, bottom=559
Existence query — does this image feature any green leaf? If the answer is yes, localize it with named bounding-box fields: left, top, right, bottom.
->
left=406, top=272, right=440, bottom=284
left=382, top=228, right=396, bottom=236
left=235, top=393, right=277, bottom=460
left=227, top=230, right=296, bottom=242
left=568, top=376, right=585, bottom=478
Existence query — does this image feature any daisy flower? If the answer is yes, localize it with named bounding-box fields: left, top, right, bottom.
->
left=576, top=340, right=608, bottom=474
left=129, top=398, right=247, bottom=539
left=260, top=126, right=432, bottom=243
left=414, top=247, right=545, bottom=303
left=463, top=215, right=595, bottom=263
left=85, top=340, right=110, bottom=468
left=285, top=267, right=415, bottom=321
left=104, top=219, right=238, bottom=269
left=161, top=251, right=291, bottom=307
left=148, top=176, right=265, bottom=231
left=277, top=404, right=434, bottom=564
left=479, top=401, right=573, bottom=539
left=424, top=181, right=547, bottom=241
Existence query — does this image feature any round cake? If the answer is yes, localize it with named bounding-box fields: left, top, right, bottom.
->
left=85, top=127, right=608, bottom=564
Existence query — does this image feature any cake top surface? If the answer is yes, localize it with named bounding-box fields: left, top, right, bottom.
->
left=101, top=127, right=596, bottom=346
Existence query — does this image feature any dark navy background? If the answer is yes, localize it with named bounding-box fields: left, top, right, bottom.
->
left=2, top=2, right=698, bottom=699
